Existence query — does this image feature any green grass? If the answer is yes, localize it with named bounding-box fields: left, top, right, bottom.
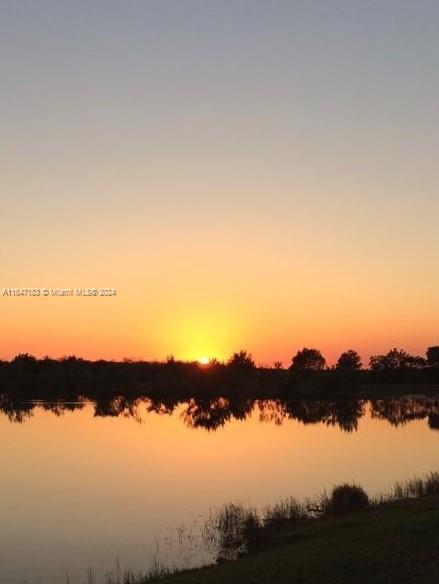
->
left=157, top=496, right=439, bottom=584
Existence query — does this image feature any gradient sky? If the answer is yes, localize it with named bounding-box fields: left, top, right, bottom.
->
left=1, top=0, right=439, bottom=365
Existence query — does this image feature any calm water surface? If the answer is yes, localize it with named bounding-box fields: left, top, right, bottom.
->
left=0, top=396, right=438, bottom=583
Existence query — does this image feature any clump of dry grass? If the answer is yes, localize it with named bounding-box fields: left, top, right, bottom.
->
left=263, top=496, right=307, bottom=523
left=390, top=472, right=439, bottom=500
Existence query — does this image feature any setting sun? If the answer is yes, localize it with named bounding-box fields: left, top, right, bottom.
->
left=198, top=356, right=211, bottom=366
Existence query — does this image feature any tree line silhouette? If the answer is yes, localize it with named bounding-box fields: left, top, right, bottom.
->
left=1, top=345, right=439, bottom=399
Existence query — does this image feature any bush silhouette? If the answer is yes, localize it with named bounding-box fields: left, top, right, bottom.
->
left=327, top=484, right=370, bottom=515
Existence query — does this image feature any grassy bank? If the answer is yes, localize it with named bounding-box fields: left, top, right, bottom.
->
left=91, top=475, right=439, bottom=584
left=160, top=495, right=439, bottom=583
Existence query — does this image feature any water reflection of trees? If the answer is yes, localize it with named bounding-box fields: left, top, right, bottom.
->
left=370, top=398, right=439, bottom=428
left=1, top=393, right=439, bottom=433
left=256, top=399, right=366, bottom=432
left=0, top=393, right=35, bottom=423
left=181, top=397, right=254, bottom=431
left=93, top=396, right=179, bottom=422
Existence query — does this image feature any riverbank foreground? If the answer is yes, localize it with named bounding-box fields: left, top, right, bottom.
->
left=162, top=496, right=439, bottom=583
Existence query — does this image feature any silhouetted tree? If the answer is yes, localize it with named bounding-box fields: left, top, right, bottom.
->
left=336, top=350, right=362, bottom=371
left=426, top=346, right=439, bottom=368
left=410, top=355, right=428, bottom=368
left=290, top=348, right=326, bottom=371
left=227, top=351, right=256, bottom=370
left=12, top=353, right=37, bottom=364
left=428, top=414, right=439, bottom=430
left=369, top=348, right=425, bottom=372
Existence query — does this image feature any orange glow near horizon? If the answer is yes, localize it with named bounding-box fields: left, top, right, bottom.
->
left=2, top=2, right=439, bottom=368
left=1, top=288, right=439, bottom=366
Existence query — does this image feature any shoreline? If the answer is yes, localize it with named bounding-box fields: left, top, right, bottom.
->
left=159, top=494, right=439, bottom=584
left=93, top=473, right=439, bottom=584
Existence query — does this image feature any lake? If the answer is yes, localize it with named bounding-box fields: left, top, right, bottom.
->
left=0, top=395, right=438, bottom=583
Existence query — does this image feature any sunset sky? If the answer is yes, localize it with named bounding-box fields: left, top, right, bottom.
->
left=1, top=1, right=439, bottom=365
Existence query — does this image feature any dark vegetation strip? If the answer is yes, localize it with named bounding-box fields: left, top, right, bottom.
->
left=2, top=346, right=439, bottom=401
